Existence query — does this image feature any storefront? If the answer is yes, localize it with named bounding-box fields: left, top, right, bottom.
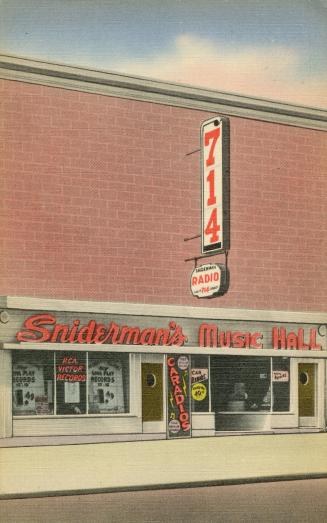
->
left=1, top=297, right=326, bottom=441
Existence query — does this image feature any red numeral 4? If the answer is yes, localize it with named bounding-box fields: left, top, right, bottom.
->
left=204, top=208, right=220, bottom=243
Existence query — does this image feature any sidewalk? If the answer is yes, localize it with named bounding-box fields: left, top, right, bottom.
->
left=1, top=433, right=327, bottom=498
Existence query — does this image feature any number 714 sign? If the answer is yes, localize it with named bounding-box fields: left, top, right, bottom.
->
left=201, top=117, right=230, bottom=254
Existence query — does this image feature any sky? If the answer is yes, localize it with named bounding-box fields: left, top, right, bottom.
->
left=1, top=0, right=327, bottom=109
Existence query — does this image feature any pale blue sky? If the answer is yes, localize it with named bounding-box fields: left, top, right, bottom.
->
left=1, top=0, right=327, bottom=108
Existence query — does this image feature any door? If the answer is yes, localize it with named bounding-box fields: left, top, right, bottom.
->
left=298, top=363, right=316, bottom=427
left=142, top=363, right=163, bottom=429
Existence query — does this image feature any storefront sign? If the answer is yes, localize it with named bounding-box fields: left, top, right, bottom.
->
left=17, top=315, right=187, bottom=346
left=12, top=313, right=324, bottom=352
left=201, top=116, right=230, bottom=254
left=190, top=263, right=228, bottom=298
left=199, top=324, right=322, bottom=351
left=167, top=355, right=191, bottom=438
left=272, top=327, right=322, bottom=350
left=199, top=324, right=264, bottom=349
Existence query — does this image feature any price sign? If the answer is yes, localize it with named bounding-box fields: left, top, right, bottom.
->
left=201, top=116, right=230, bottom=254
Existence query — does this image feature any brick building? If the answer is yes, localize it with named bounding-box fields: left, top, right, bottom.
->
left=0, top=55, right=327, bottom=497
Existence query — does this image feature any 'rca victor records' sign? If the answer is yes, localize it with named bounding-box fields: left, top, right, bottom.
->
left=190, top=263, right=229, bottom=298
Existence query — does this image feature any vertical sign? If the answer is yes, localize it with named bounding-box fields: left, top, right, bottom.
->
left=201, top=116, right=230, bottom=254
left=167, top=355, right=191, bottom=438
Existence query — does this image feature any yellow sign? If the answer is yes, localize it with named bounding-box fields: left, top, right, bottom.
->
left=191, top=382, right=207, bottom=401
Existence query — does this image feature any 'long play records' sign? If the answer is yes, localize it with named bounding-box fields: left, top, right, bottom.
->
left=167, top=355, right=191, bottom=439
left=201, top=116, right=230, bottom=254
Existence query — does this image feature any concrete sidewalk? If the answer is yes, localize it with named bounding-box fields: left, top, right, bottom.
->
left=1, top=433, right=327, bottom=498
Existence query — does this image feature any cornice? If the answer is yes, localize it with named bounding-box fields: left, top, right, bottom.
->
left=1, top=54, right=327, bottom=131
left=0, top=296, right=326, bottom=324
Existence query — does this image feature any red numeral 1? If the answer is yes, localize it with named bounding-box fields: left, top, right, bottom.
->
left=206, top=169, right=216, bottom=206
left=205, top=208, right=220, bottom=243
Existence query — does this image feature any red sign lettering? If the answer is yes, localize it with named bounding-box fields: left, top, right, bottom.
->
left=16, top=315, right=188, bottom=347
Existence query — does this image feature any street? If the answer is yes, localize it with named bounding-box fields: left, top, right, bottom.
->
left=1, top=478, right=327, bottom=523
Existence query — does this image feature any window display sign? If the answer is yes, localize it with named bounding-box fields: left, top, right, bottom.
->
left=201, top=116, right=230, bottom=254
left=64, top=382, right=80, bottom=403
left=13, top=363, right=46, bottom=414
left=272, top=370, right=289, bottom=382
left=191, top=382, right=207, bottom=402
left=191, top=368, right=209, bottom=402
left=56, top=353, right=87, bottom=414
left=88, top=357, right=125, bottom=413
left=191, top=368, right=209, bottom=383
left=167, top=355, right=191, bottom=438
left=35, top=395, right=50, bottom=415
left=56, top=355, right=86, bottom=383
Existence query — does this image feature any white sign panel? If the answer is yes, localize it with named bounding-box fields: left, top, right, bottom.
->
left=191, top=368, right=209, bottom=384
left=201, top=116, right=230, bottom=254
left=190, top=263, right=225, bottom=298
left=12, top=363, right=45, bottom=414
left=64, top=381, right=80, bottom=403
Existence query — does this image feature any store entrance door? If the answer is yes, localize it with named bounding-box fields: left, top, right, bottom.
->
left=142, top=363, right=164, bottom=433
left=298, top=363, right=317, bottom=427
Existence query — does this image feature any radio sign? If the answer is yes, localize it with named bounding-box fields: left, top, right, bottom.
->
left=190, top=263, right=228, bottom=298
left=201, top=116, right=230, bottom=254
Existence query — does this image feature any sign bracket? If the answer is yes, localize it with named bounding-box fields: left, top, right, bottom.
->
left=185, top=248, right=229, bottom=269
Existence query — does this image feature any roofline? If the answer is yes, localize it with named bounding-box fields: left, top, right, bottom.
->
left=1, top=53, right=327, bottom=131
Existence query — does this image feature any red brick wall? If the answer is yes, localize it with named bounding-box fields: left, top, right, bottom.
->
left=1, top=78, right=326, bottom=311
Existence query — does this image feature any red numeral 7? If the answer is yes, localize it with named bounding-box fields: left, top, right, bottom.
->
left=205, top=127, right=220, bottom=167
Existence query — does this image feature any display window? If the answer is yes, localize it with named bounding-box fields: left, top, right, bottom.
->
left=211, top=356, right=271, bottom=413
left=211, top=356, right=291, bottom=414
left=12, top=351, right=130, bottom=416
left=272, top=357, right=290, bottom=412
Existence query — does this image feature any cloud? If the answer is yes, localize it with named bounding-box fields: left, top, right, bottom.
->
left=112, top=34, right=327, bottom=109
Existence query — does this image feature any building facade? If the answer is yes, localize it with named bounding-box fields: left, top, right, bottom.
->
left=0, top=55, right=327, bottom=496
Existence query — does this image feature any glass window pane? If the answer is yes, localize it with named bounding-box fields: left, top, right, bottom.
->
left=12, top=351, right=54, bottom=416
left=55, top=352, right=86, bottom=415
left=191, top=355, right=210, bottom=412
left=272, top=357, right=290, bottom=412
left=211, top=356, right=271, bottom=412
left=88, top=353, right=129, bottom=414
